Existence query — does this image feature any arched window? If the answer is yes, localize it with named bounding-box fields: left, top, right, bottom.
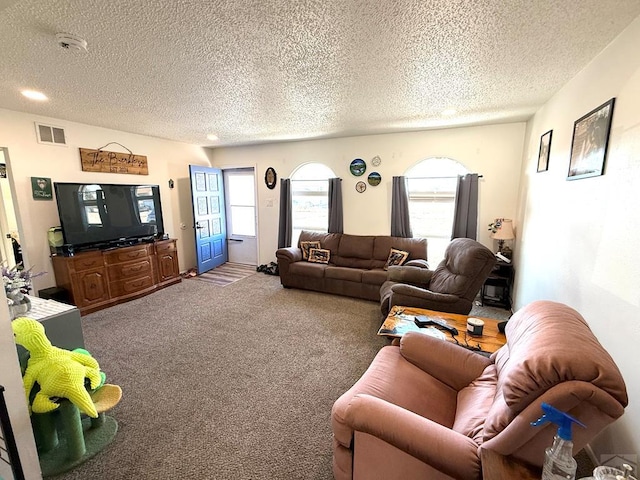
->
left=406, top=158, right=469, bottom=265
left=291, top=163, right=336, bottom=246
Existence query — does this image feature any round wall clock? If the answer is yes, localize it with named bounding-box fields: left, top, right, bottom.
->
left=368, top=172, right=381, bottom=186
left=265, top=167, right=277, bottom=189
left=355, top=181, right=366, bottom=193
left=371, top=155, right=382, bottom=167
left=350, top=158, right=366, bottom=176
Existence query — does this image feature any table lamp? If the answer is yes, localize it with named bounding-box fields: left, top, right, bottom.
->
left=490, top=218, right=515, bottom=257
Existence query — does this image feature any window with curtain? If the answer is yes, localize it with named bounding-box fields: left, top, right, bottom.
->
left=406, top=158, right=469, bottom=265
left=291, top=163, right=336, bottom=246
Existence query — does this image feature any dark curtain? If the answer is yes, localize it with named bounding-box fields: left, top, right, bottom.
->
left=391, top=176, right=413, bottom=238
left=451, top=173, right=479, bottom=240
left=328, top=177, right=343, bottom=234
left=278, top=178, right=292, bottom=248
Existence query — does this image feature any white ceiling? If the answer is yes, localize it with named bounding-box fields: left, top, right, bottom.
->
left=1, top=1, right=640, bottom=148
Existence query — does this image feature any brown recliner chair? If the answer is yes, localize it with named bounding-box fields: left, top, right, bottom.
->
left=380, top=238, right=496, bottom=316
left=332, top=301, right=628, bottom=480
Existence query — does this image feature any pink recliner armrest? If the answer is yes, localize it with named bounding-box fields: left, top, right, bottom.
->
left=400, top=332, right=493, bottom=391
left=345, top=394, right=481, bottom=480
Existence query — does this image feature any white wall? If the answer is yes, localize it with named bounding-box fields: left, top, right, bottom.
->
left=515, top=16, right=640, bottom=460
left=209, top=122, right=526, bottom=265
left=0, top=110, right=210, bottom=478
left=0, top=109, right=211, bottom=295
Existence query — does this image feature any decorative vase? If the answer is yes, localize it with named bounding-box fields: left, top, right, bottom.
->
left=8, top=294, right=31, bottom=319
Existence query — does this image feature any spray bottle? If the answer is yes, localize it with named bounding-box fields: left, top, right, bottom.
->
left=531, top=402, right=586, bottom=480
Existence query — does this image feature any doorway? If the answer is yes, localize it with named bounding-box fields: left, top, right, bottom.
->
left=223, top=168, right=257, bottom=266
left=0, top=147, right=21, bottom=269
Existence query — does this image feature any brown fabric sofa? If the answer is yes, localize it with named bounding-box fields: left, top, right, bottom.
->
left=276, top=231, right=428, bottom=301
left=331, top=301, right=628, bottom=479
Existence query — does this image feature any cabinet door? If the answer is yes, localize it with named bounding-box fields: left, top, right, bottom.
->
left=158, top=252, right=179, bottom=282
left=72, top=268, right=109, bottom=307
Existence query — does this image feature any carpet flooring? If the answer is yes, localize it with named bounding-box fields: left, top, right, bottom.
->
left=190, top=262, right=256, bottom=287
left=50, top=275, right=590, bottom=479
left=53, top=274, right=387, bottom=479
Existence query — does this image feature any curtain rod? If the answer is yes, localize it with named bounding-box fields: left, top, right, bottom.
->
left=407, top=174, right=483, bottom=180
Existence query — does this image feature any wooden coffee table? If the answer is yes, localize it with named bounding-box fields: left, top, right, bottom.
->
left=378, top=305, right=507, bottom=354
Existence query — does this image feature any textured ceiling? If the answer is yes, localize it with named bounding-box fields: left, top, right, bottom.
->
left=1, top=1, right=639, bottom=147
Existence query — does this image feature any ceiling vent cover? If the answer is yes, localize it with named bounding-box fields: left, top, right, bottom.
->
left=55, top=32, right=88, bottom=52
left=35, top=123, right=67, bottom=146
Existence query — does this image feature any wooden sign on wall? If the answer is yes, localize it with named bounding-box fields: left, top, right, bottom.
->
left=79, top=147, right=149, bottom=175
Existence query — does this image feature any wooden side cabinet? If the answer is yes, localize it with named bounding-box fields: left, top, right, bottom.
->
left=481, top=260, right=514, bottom=309
left=52, top=239, right=181, bottom=315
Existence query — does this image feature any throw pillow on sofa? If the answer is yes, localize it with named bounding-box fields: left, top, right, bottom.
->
left=384, top=248, right=409, bottom=270
left=308, top=248, right=330, bottom=264
left=300, top=241, right=321, bottom=260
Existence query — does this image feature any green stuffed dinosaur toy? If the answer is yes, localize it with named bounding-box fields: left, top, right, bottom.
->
left=11, top=317, right=101, bottom=418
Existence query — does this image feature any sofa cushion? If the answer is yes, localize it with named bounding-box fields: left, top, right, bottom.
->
left=325, top=266, right=363, bottom=282
left=493, top=301, right=628, bottom=410
left=362, top=269, right=389, bottom=286
left=289, top=261, right=327, bottom=278
left=338, top=234, right=375, bottom=259
left=453, top=364, right=497, bottom=444
left=299, top=231, right=342, bottom=257
left=374, top=236, right=428, bottom=263
left=300, top=240, right=321, bottom=260
left=308, top=248, right=330, bottom=264
left=384, top=248, right=409, bottom=270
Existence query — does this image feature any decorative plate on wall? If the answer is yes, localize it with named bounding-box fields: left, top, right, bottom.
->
left=368, top=172, right=381, bottom=186
left=355, top=181, right=366, bottom=193
left=265, top=167, right=277, bottom=189
left=371, top=155, right=382, bottom=167
left=350, top=158, right=366, bottom=176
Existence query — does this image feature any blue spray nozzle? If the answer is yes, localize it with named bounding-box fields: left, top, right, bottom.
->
left=530, top=403, right=586, bottom=441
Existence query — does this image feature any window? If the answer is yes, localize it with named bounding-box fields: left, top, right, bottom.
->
left=291, top=163, right=335, bottom=246
left=406, top=158, right=469, bottom=265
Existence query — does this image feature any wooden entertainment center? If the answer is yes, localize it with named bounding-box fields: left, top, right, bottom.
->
left=51, top=238, right=181, bottom=315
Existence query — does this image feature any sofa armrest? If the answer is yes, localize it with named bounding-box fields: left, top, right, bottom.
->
left=275, top=247, right=302, bottom=263
left=405, top=259, right=429, bottom=269
left=345, top=394, right=480, bottom=480
left=387, top=265, right=434, bottom=286
left=400, top=332, right=492, bottom=391
left=390, top=283, right=459, bottom=304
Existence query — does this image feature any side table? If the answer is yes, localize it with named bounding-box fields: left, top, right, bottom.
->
left=481, top=448, right=540, bottom=479
left=481, top=260, right=514, bottom=309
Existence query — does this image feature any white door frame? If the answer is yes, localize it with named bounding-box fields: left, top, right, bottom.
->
left=221, top=165, right=258, bottom=265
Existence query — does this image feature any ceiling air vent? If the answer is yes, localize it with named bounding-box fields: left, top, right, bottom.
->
left=35, top=123, right=67, bottom=146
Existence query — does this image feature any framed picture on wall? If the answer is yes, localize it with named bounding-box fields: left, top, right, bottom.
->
left=537, top=130, right=552, bottom=172
left=567, top=98, right=615, bottom=180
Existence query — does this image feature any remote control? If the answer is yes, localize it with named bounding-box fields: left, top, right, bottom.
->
left=414, top=315, right=459, bottom=336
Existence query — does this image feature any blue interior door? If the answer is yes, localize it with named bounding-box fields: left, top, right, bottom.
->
left=189, top=165, right=227, bottom=274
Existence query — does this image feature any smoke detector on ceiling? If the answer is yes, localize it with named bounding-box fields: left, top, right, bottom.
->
left=55, top=32, right=88, bottom=52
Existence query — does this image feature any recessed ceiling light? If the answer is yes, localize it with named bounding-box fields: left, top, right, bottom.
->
left=21, top=90, right=48, bottom=101
left=442, top=108, right=457, bottom=116
left=206, top=134, right=219, bottom=141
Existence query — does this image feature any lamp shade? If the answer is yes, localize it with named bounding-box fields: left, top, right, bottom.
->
left=491, top=219, right=515, bottom=241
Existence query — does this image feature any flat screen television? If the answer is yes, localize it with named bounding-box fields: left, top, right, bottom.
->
left=54, top=182, right=165, bottom=250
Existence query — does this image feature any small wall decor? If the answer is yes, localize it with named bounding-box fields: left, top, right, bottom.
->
left=350, top=158, right=366, bottom=176
left=355, top=181, right=366, bottom=193
left=368, top=172, right=381, bottom=186
left=265, top=167, right=277, bottom=189
left=79, top=142, right=148, bottom=175
left=568, top=98, right=615, bottom=180
left=31, top=177, right=53, bottom=200
left=371, top=155, right=381, bottom=167
left=537, top=130, right=552, bottom=172
left=0, top=163, right=6, bottom=178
